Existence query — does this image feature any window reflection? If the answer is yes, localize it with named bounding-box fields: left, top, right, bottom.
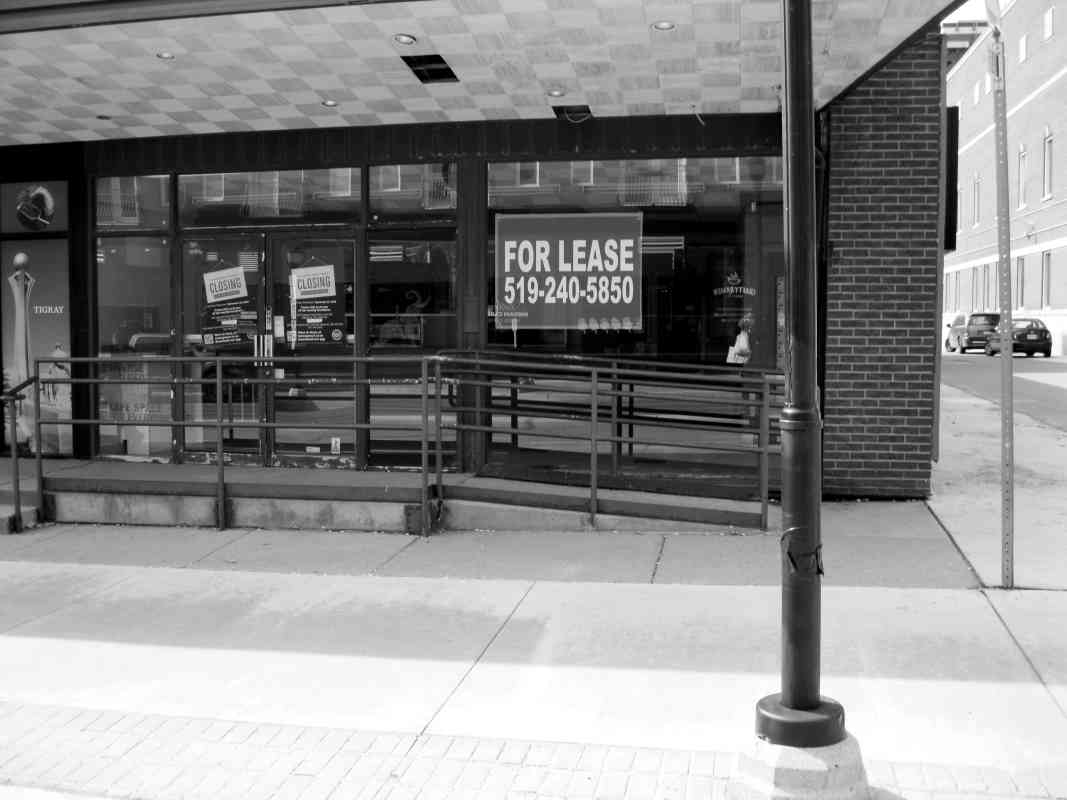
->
left=369, top=239, right=456, bottom=350
left=369, top=163, right=456, bottom=220
left=488, top=156, right=782, bottom=211
left=96, top=175, right=170, bottom=230
left=178, top=169, right=360, bottom=226
left=95, top=236, right=173, bottom=459
left=487, top=156, right=784, bottom=368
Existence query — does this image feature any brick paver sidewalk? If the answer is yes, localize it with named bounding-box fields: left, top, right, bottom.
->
left=0, top=701, right=1062, bottom=800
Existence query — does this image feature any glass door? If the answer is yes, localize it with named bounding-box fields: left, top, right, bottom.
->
left=266, top=235, right=356, bottom=463
left=180, top=234, right=266, bottom=460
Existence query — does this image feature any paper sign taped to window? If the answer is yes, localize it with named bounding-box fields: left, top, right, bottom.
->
left=203, top=265, right=248, bottom=304
left=290, top=264, right=336, bottom=300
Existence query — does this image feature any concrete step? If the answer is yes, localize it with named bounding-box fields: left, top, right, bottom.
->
left=39, top=462, right=774, bottom=533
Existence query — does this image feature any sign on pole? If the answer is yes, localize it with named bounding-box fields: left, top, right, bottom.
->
left=493, top=213, right=643, bottom=331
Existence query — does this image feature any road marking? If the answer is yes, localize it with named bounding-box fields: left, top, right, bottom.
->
left=1015, top=372, right=1067, bottom=389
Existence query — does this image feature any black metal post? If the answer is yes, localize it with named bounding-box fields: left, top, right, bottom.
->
left=754, top=0, right=845, bottom=748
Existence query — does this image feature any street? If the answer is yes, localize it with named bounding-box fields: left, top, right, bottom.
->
left=941, top=352, right=1067, bottom=431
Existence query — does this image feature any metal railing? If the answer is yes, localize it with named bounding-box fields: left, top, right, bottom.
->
left=434, top=352, right=783, bottom=529
left=2, top=376, right=37, bottom=532
left=10, top=352, right=782, bottom=535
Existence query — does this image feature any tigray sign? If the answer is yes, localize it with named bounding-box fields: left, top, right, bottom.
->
left=494, top=213, right=642, bottom=331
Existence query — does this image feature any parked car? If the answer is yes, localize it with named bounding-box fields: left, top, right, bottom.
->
left=945, top=312, right=1000, bottom=353
left=984, top=317, right=1053, bottom=357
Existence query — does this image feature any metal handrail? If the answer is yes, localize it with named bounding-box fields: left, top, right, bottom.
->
left=2, top=376, right=38, bottom=533
left=28, top=351, right=780, bottom=535
left=434, top=352, right=780, bottom=528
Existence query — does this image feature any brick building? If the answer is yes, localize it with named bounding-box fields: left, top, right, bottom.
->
left=0, top=0, right=961, bottom=507
left=944, top=0, right=1067, bottom=355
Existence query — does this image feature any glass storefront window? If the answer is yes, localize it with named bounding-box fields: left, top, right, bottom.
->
left=95, top=236, right=173, bottom=458
left=487, top=157, right=784, bottom=368
left=488, top=156, right=782, bottom=212
left=369, top=163, right=456, bottom=221
left=178, top=168, right=360, bottom=227
left=96, top=175, right=170, bottom=229
left=369, top=238, right=456, bottom=350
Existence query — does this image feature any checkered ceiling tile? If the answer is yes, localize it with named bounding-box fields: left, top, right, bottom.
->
left=0, top=0, right=950, bottom=147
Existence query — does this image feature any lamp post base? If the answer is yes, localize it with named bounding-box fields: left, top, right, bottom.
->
left=727, top=731, right=869, bottom=800
left=755, top=693, right=846, bottom=748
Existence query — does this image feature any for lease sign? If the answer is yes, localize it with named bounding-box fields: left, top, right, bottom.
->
left=494, top=213, right=642, bottom=330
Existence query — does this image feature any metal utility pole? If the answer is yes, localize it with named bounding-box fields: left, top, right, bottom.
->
left=988, top=18, right=1015, bottom=588
left=754, top=0, right=845, bottom=747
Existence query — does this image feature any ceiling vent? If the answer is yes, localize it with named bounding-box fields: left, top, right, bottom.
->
left=401, top=54, right=459, bottom=84
left=552, top=105, right=593, bottom=122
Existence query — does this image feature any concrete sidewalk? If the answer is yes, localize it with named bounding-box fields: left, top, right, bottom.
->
left=0, top=513, right=1065, bottom=800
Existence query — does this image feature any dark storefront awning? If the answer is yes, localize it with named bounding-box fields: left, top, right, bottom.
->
left=0, top=0, right=962, bottom=148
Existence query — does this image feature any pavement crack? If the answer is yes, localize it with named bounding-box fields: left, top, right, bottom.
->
left=370, top=534, right=421, bottom=576
left=650, top=534, right=667, bottom=583
left=418, top=580, right=536, bottom=737
left=185, top=528, right=255, bottom=568
left=981, top=588, right=1067, bottom=722
left=924, top=501, right=985, bottom=588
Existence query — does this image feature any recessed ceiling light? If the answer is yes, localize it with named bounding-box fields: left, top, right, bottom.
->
left=651, top=20, right=676, bottom=31
left=546, top=88, right=567, bottom=98
left=156, top=51, right=175, bottom=60
left=393, top=33, right=417, bottom=45
left=321, top=99, right=338, bottom=108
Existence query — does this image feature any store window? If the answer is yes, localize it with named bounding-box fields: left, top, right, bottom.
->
left=487, top=156, right=784, bottom=367
left=369, top=163, right=455, bottom=222
left=95, top=236, right=173, bottom=458
left=96, top=175, right=170, bottom=229
left=369, top=238, right=457, bottom=351
left=178, top=168, right=360, bottom=226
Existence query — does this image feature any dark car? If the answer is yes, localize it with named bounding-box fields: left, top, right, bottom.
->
left=984, top=317, right=1053, bottom=357
left=945, top=312, right=1000, bottom=353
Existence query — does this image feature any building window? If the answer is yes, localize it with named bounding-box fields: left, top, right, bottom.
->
left=985, top=72, right=992, bottom=93
left=1042, top=250, right=1053, bottom=306
left=973, top=81, right=981, bottom=105
left=1044, top=7, right=1055, bottom=39
left=517, top=162, right=540, bottom=187
left=571, top=160, right=595, bottom=186
left=1015, top=256, right=1025, bottom=308
left=1019, top=33, right=1029, bottom=61
left=1043, top=129, right=1054, bottom=197
left=95, top=175, right=170, bottom=229
left=956, top=186, right=963, bottom=231
left=1018, top=146, right=1028, bottom=207
left=377, top=165, right=401, bottom=192
left=972, top=175, right=981, bottom=225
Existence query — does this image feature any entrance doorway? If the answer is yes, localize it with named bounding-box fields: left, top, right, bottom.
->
left=179, top=232, right=356, bottom=464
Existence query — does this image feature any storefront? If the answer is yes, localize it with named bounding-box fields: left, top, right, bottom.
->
left=0, top=2, right=952, bottom=499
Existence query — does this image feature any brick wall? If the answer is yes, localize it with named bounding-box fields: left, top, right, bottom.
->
left=822, top=26, right=944, bottom=498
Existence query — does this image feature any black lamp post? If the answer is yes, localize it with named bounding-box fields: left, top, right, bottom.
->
left=754, top=0, right=846, bottom=748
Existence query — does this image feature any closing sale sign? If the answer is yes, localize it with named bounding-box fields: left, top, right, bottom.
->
left=494, top=213, right=642, bottom=330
